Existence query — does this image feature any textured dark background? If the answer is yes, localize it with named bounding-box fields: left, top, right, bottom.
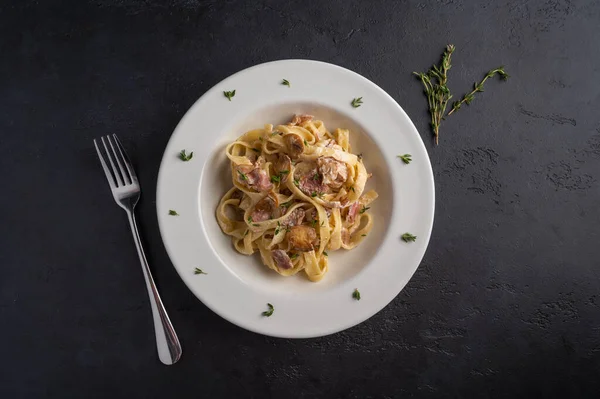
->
left=1, top=0, right=599, bottom=397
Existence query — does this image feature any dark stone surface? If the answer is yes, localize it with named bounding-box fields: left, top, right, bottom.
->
left=1, top=0, right=599, bottom=397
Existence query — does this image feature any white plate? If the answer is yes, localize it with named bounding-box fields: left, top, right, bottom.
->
left=156, top=60, right=434, bottom=338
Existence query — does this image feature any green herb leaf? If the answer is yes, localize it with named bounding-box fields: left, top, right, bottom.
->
left=282, top=79, right=291, bottom=87
left=179, top=150, right=193, bottom=161
left=361, top=234, right=367, bottom=237
left=323, top=251, right=328, bottom=256
left=244, top=230, right=249, bottom=237
left=293, top=178, right=300, bottom=187
left=280, top=200, right=293, bottom=208
left=280, top=170, right=290, bottom=175
left=304, top=139, right=308, bottom=146
left=224, top=90, right=236, bottom=101
left=271, top=175, right=281, bottom=183
left=290, top=253, right=299, bottom=259
left=351, top=97, right=363, bottom=108
left=401, top=232, right=417, bottom=242
left=310, top=219, right=318, bottom=227
left=398, top=154, right=412, bottom=164
left=194, top=268, right=207, bottom=275
left=360, top=206, right=371, bottom=214
left=352, top=289, right=361, bottom=300
left=348, top=186, right=355, bottom=193
left=168, top=210, right=179, bottom=216
left=262, top=303, right=274, bottom=317
left=238, top=170, right=248, bottom=181
left=311, top=192, right=318, bottom=197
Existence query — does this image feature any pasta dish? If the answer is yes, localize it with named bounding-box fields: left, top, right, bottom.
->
left=216, top=115, right=378, bottom=282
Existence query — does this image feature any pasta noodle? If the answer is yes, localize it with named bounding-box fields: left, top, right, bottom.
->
left=216, top=115, right=378, bottom=282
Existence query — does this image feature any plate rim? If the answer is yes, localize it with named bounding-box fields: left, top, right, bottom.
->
left=156, top=59, right=435, bottom=338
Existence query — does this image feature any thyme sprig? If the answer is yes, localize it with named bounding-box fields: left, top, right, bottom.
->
left=179, top=149, right=193, bottom=161
left=401, top=233, right=417, bottom=242
left=351, top=97, right=363, bottom=108
left=223, top=90, right=236, bottom=101
left=398, top=154, right=412, bottom=164
left=413, top=44, right=455, bottom=145
left=447, top=66, right=509, bottom=115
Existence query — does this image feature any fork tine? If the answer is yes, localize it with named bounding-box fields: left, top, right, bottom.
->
left=94, top=139, right=117, bottom=188
left=106, top=135, right=131, bottom=185
left=101, top=136, right=124, bottom=187
left=112, top=134, right=138, bottom=182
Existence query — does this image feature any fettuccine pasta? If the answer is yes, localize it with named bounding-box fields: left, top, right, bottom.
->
left=216, top=114, right=378, bottom=282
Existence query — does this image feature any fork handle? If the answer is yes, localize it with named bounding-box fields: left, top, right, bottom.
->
left=126, top=210, right=182, bottom=365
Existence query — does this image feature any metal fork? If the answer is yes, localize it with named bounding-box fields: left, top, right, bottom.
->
left=94, top=134, right=182, bottom=365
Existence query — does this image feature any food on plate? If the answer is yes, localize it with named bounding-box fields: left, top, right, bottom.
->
left=216, top=115, right=378, bottom=282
